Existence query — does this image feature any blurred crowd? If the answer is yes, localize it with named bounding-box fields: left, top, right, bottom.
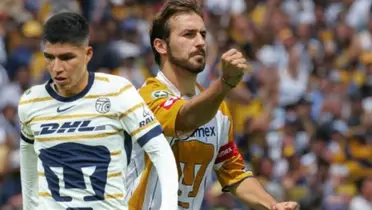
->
left=1, top=0, right=372, bottom=209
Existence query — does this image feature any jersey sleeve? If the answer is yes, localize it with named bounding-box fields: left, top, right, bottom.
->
left=138, top=79, right=186, bottom=137
left=18, top=92, right=38, bottom=208
left=213, top=102, right=253, bottom=192
left=116, top=83, right=164, bottom=147
left=18, top=95, right=35, bottom=144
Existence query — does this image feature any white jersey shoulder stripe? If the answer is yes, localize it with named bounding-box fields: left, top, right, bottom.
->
left=25, top=113, right=116, bottom=125
left=95, top=75, right=110, bottom=83
left=19, top=96, right=52, bottom=105
left=26, top=102, right=145, bottom=125
left=35, top=130, right=121, bottom=142
left=119, top=102, right=146, bottom=119
left=84, top=84, right=133, bottom=99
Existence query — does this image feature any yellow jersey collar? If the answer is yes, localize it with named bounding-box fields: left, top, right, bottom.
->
left=156, top=71, right=200, bottom=99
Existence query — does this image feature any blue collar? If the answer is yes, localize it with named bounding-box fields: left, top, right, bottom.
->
left=45, top=72, right=95, bottom=102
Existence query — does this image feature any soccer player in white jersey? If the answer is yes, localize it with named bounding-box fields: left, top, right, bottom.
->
left=127, top=1, right=299, bottom=210
left=18, top=12, right=178, bottom=210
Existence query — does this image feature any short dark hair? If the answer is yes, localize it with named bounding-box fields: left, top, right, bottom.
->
left=43, top=12, right=89, bottom=46
left=150, top=0, right=203, bottom=66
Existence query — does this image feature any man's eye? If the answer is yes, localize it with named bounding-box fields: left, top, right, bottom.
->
left=184, top=33, right=195, bottom=38
left=44, top=54, right=54, bottom=60
left=59, top=55, right=75, bottom=61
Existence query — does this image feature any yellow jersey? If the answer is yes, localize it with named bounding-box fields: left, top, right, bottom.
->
left=126, top=72, right=253, bottom=210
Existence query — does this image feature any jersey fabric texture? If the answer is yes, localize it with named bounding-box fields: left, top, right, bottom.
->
left=126, top=71, right=253, bottom=210
left=18, top=72, right=163, bottom=210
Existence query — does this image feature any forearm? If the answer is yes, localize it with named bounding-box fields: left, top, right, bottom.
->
left=228, top=84, right=252, bottom=104
left=176, top=77, right=231, bottom=132
left=231, top=177, right=277, bottom=210
left=20, top=140, right=38, bottom=210
left=143, top=134, right=178, bottom=210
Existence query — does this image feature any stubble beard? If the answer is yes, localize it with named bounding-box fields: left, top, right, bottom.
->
left=167, top=46, right=206, bottom=74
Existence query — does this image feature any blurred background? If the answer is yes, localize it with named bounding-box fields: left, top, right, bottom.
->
left=1, top=0, right=372, bottom=209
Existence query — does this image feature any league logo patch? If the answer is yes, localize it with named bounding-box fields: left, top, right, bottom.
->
left=95, top=98, right=111, bottom=113
left=152, top=90, right=170, bottom=99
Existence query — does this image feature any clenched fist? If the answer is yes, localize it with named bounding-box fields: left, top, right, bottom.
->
left=221, top=49, right=248, bottom=88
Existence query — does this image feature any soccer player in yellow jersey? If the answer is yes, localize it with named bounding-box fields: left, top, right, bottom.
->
left=127, top=0, right=299, bottom=210
left=18, top=12, right=178, bottom=210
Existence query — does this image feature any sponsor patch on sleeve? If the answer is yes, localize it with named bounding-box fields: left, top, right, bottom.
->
left=215, top=141, right=240, bottom=164
left=160, top=96, right=180, bottom=110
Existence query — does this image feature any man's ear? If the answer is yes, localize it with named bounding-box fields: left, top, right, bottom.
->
left=86, top=46, right=93, bottom=63
left=154, top=38, right=168, bottom=56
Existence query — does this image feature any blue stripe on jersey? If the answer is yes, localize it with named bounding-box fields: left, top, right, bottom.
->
left=137, top=125, right=163, bottom=147
left=45, top=72, right=95, bottom=102
left=124, top=131, right=132, bottom=166
left=67, top=208, right=93, bottom=210
left=21, top=133, right=34, bottom=144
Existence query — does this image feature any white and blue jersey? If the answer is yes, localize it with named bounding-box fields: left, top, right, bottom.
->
left=18, top=72, right=163, bottom=210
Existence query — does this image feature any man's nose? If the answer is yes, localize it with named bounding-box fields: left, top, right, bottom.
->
left=51, top=58, right=63, bottom=73
left=195, top=33, right=206, bottom=48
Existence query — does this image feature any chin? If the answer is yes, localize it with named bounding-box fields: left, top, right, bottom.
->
left=184, top=64, right=204, bottom=74
left=193, top=63, right=206, bottom=73
left=56, top=83, right=71, bottom=90
left=189, top=60, right=205, bottom=71
left=192, top=67, right=205, bottom=74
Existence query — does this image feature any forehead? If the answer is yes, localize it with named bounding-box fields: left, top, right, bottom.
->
left=168, top=12, right=205, bottom=33
left=43, top=41, right=83, bottom=54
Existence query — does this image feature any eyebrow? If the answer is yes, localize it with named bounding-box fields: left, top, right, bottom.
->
left=43, top=52, right=76, bottom=58
left=182, top=29, right=206, bottom=33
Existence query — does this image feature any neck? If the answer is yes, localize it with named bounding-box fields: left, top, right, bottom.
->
left=57, top=71, right=89, bottom=97
left=161, top=61, right=197, bottom=96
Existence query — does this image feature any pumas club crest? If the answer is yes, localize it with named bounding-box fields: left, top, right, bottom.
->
left=95, top=98, right=111, bottom=113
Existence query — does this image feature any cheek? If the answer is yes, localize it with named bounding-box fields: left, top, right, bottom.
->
left=65, top=60, right=81, bottom=76
left=170, top=39, right=190, bottom=58
left=45, top=60, right=53, bottom=72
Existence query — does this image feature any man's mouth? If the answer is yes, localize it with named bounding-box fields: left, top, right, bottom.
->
left=192, top=50, right=206, bottom=57
left=54, top=77, right=67, bottom=84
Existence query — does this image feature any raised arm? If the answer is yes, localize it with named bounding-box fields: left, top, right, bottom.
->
left=176, top=49, right=247, bottom=133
